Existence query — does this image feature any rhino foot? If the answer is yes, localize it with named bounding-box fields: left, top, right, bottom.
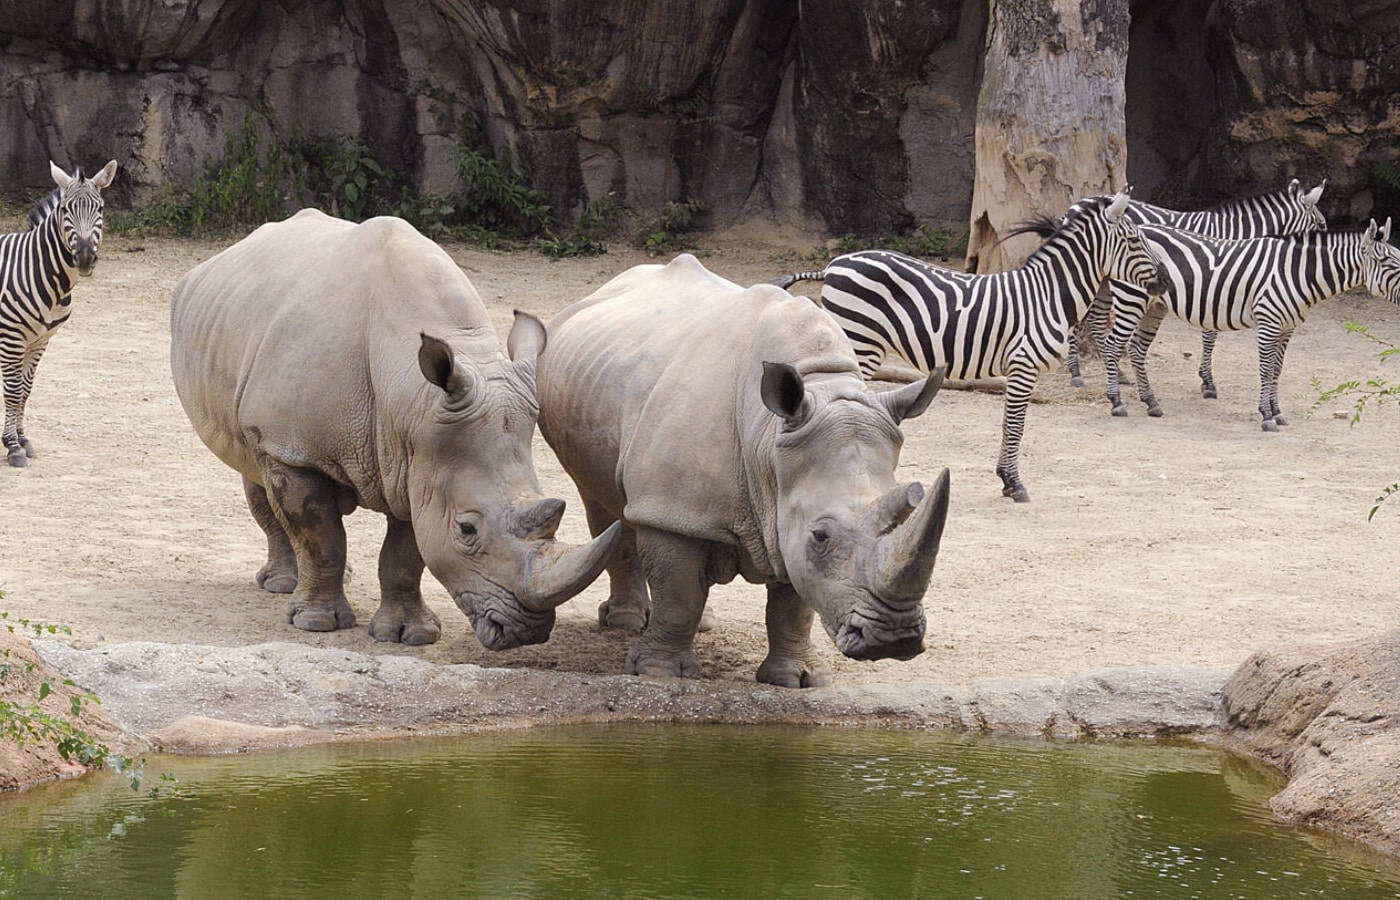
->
left=756, top=654, right=832, bottom=689
left=286, top=597, right=357, bottom=632
left=256, top=562, right=298, bottom=594
left=369, top=604, right=442, bottom=645
left=625, top=644, right=701, bottom=679
left=598, top=598, right=648, bottom=633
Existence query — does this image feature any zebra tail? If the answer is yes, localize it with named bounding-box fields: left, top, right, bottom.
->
left=770, top=269, right=827, bottom=290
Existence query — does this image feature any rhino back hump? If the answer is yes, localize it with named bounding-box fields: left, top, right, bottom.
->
left=170, top=209, right=497, bottom=506
left=540, top=255, right=856, bottom=550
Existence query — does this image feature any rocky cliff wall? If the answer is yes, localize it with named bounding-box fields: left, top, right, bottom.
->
left=0, top=0, right=1396, bottom=233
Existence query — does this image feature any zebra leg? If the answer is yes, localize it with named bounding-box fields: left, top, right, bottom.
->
left=258, top=460, right=358, bottom=632
left=1256, top=323, right=1284, bottom=432
left=1066, top=331, right=1083, bottom=388
left=4, top=341, right=47, bottom=466
left=1071, top=284, right=1112, bottom=389
left=1198, top=331, right=1220, bottom=399
left=995, top=366, right=1038, bottom=503
left=244, top=476, right=299, bottom=593
left=1271, top=329, right=1295, bottom=425
left=586, top=498, right=654, bottom=633
left=1129, top=304, right=1168, bottom=417
left=367, top=516, right=442, bottom=645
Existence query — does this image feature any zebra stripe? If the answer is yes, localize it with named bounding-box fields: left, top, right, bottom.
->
left=1101, top=219, right=1400, bottom=430
left=783, top=191, right=1168, bottom=503
left=1070, top=178, right=1329, bottom=392
left=1, top=159, right=117, bottom=467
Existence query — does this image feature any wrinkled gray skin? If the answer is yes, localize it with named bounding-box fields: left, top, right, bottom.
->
left=170, top=209, right=619, bottom=650
left=537, top=254, right=951, bottom=688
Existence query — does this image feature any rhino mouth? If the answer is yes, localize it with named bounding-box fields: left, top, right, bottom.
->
left=457, top=592, right=557, bottom=651
left=832, top=606, right=926, bottom=661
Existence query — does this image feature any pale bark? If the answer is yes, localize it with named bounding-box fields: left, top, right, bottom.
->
left=966, top=0, right=1131, bottom=273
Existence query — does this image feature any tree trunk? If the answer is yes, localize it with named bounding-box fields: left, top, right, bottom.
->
left=966, top=0, right=1131, bottom=273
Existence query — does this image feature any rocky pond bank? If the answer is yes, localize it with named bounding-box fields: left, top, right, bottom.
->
left=3, top=629, right=1397, bottom=859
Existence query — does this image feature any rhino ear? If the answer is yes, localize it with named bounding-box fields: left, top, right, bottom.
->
left=761, top=361, right=811, bottom=428
left=507, top=309, right=547, bottom=363
left=418, top=333, right=480, bottom=406
left=880, top=368, right=945, bottom=424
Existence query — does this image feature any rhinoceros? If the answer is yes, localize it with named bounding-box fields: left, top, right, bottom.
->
left=170, top=208, right=619, bottom=650
left=537, top=254, right=951, bottom=688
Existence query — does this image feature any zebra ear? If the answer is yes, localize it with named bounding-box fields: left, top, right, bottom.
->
left=1105, top=189, right=1132, bottom=223
left=1288, top=178, right=1302, bottom=198
left=1303, top=181, right=1324, bottom=206
left=89, top=160, right=118, bottom=191
left=1367, top=219, right=1380, bottom=243
left=49, top=161, right=74, bottom=191
left=1383, top=218, right=1394, bottom=244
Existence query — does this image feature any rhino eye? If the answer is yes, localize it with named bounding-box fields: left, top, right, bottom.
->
left=811, top=527, right=829, bottom=545
left=460, top=522, right=478, bottom=538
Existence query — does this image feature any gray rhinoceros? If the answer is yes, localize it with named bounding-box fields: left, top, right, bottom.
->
left=537, top=254, right=951, bottom=688
left=170, top=208, right=619, bottom=650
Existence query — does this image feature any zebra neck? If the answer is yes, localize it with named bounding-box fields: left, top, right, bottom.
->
left=1289, top=232, right=1369, bottom=302
left=34, top=214, right=78, bottom=297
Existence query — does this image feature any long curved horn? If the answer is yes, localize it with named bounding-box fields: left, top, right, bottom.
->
left=872, top=467, right=951, bottom=604
left=520, top=521, right=622, bottom=611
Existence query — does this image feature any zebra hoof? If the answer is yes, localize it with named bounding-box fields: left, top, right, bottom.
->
left=1201, top=386, right=1218, bottom=400
left=18, top=437, right=36, bottom=459
left=1110, top=404, right=1128, bottom=418
left=1002, top=483, right=1031, bottom=503
left=1261, top=419, right=1279, bottom=433
left=6, top=448, right=29, bottom=468
left=1070, top=376, right=1085, bottom=389
left=1273, top=415, right=1288, bottom=426
left=1147, top=405, right=1164, bottom=418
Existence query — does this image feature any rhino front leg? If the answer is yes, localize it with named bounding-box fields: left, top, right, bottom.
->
left=756, top=582, right=832, bottom=689
left=261, top=460, right=357, bottom=632
left=245, top=476, right=298, bottom=593
left=625, top=528, right=709, bottom=679
left=586, top=500, right=650, bottom=633
left=368, top=516, right=442, bottom=645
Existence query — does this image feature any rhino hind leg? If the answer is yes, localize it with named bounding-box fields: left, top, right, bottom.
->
left=245, top=477, right=298, bottom=593
left=755, top=583, right=832, bottom=689
left=368, top=517, right=442, bottom=645
left=259, top=461, right=357, bottom=632
left=624, top=528, right=708, bottom=679
left=585, top=501, right=650, bottom=633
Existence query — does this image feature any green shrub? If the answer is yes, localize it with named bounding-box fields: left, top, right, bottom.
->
left=1311, top=322, right=1400, bottom=520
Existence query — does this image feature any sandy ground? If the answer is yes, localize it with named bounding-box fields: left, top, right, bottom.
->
left=3, top=221, right=1398, bottom=693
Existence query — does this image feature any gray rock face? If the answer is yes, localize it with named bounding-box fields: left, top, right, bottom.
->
left=0, top=2, right=1396, bottom=250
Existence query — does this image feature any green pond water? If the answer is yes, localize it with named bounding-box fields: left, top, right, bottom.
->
left=2, top=725, right=1399, bottom=899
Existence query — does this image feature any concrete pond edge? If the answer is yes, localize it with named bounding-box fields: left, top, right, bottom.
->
left=13, top=633, right=1400, bottom=862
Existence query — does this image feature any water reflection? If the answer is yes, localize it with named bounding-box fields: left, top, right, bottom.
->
left=1, top=726, right=1398, bottom=898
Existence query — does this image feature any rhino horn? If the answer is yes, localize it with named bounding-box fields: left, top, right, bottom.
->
left=862, top=482, right=923, bottom=535
left=520, top=520, right=623, bottom=611
left=872, top=467, right=951, bottom=604
left=511, top=497, right=566, bottom=540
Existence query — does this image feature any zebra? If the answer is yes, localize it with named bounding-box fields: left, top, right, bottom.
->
left=773, top=190, right=1168, bottom=503
left=1068, top=178, right=1329, bottom=395
left=1098, top=218, right=1400, bottom=431
left=1, top=159, right=118, bottom=467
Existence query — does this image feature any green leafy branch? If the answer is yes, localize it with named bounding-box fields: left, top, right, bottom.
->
left=1310, top=322, right=1400, bottom=520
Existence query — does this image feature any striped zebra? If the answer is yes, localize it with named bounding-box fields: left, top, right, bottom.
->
left=1, top=159, right=118, bottom=467
left=1069, top=178, right=1328, bottom=393
left=1100, top=219, right=1400, bottom=430
left=774, top=190, right=1168, bottom=503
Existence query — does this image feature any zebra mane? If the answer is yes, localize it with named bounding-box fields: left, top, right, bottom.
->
left=25, top=186, right=62, bottom=231
left=996, top=196, right=1116, bottom=261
